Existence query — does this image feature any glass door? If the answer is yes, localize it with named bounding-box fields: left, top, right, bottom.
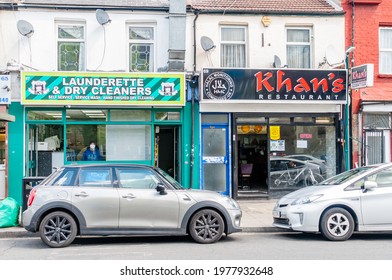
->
left=201, top=125, right=230, bottom=196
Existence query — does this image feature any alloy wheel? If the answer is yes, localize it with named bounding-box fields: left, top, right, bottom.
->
left=189, top=209, right=224, bottom=244
left=39, top=211, right=77, bottom=248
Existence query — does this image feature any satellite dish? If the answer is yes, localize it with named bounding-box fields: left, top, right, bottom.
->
left=201, top=36, right=215, bottom=52
left=96, top=9, right=111, bottom=25
left=273, top=55, right=282, bottom=68
left=17, top=20, right=34, bottom=37
left=325, top=45, right=343, bottom=66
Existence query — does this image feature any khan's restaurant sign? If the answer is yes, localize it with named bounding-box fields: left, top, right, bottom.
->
left=21, top=71, right=185, bottom=106
left=202, top=68, right=347, bottom=103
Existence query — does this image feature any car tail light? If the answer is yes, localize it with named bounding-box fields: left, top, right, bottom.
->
left=27, top=188, right=37, bottom=207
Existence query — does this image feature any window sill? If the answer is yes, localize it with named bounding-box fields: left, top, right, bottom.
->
left=378, top=74, right=392, bottom=78
left=349, top=0, right=381, bottom=3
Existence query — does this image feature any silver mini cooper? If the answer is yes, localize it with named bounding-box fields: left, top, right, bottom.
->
left=23, top=164, right=242, bottom=248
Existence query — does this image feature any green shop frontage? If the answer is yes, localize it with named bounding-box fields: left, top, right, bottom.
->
left=8, top=71, right=200, bottom=208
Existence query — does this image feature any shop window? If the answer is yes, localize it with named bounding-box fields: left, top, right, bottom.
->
left=237, top=117, right=266, bottom=124
left=316, top=117, right=335, bottom=124
left=106, top=125, right=151, bottom=160
left=380, top=27, right=392, bottom=74
left=201, top=114, right=229, bottom=124
left=129, top=25, right=155, bottom=72
left=155, top=112, right=180, bottom=121
left=27, top=124, right=64, bottom=176
left=293, top=117, right=314, bottom=123
left=66, top=110, right=107, bottom=121
left=220, top=26, right=247, bottom=68
left=111, top=110, right=151, bottom=121
left=269, top=125, right=336, bottom=190
left=269, top=117, right=291, bottom=124
left=28, top=111, right=63, bottom=121
left=66, top=124, right=106, bottom=161
left=57, top=23, right=85, bottom=71
left=286, top=27, right=311, bottom=68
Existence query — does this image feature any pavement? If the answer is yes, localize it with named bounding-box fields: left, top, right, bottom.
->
left=0, top=199, right=280, bottom=238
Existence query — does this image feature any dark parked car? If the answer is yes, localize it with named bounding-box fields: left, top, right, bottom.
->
left=23, top=164, right=242, bottom=248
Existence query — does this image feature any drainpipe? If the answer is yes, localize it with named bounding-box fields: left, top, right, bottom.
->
left=358, top=106, right=362, bottom=166
left=189, top=10, right=199, bottom=189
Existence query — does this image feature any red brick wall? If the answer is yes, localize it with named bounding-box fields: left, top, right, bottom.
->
left=342, top=0, right=392, bottom=165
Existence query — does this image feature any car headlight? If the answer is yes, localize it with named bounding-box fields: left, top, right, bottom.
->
left=291, top=194, right=323, bottom=205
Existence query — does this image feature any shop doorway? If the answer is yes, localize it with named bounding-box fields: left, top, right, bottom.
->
left=201, top=124, right=230, bottom=196
left=236, top=124, right=269, bottom=197
left=155, top=126, right=180, bottom=181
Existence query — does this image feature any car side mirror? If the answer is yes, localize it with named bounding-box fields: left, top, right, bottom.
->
left=362, top=181, right=377, bottom=193
left=156, top=183, right=167, bottom=195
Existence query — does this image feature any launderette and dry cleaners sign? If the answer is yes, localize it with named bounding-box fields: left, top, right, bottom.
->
left=202, top=68, right=347, bottom=103
left=21, top=71, right=185, bottom=106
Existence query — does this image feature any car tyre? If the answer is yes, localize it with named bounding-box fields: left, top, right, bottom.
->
left=39, top=211, right=77, bottom=248
left=320, top=208, right=354, bottom=241
left=189, top=209, right=225, bottom=244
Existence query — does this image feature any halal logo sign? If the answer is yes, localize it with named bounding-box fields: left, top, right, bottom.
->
left=204, top=72, right=235, bottom=100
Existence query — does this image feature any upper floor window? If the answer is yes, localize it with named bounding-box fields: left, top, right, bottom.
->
left=286, top=28, right=311, bottom=68
left=380, top=27, right=392, bottom=74
left=129, top=26, right=155, bottom=72
left=57, top=23, right=85, bottom=71
left=220, top=26, right=247, bottom=68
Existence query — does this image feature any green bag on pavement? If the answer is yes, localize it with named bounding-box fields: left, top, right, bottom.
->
left=0, top=197, right=20, bottom=228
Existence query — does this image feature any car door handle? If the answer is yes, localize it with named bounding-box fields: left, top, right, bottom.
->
left=122, top=194, right=136, bottom=199
left=74, top=192, right=89, bottom=197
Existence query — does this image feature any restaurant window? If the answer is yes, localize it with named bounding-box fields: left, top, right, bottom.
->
left=286, top=27, right=311, bottom=68
left=57, top=23, right=85, bottom=71
left=380, top=27, right=392, bottom=74
left=220, top=26, right=247, bottom=68
left=269, top=125, right=336, bottom=191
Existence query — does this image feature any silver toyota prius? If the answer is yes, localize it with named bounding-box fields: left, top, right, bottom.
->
left=23, top=164, right=242, bottom=248
left=273, top=162, right=392, bottom=241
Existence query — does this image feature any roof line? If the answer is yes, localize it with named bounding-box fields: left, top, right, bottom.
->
left=193, top=9, right=345, bottom=16
left=0, top=3, right=169, bottom=12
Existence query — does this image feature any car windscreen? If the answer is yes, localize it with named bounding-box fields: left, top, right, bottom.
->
left=319, top=166, right=375, bottom=185
left=156, top=168, right=185, bottom=190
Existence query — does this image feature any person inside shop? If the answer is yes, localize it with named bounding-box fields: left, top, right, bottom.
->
left=82, top=141, right=102, bottom=161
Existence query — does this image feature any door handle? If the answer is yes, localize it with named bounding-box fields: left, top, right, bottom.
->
left=74, top=192, right=89, bottom=197
left=122, top=194, right=136, bottom=199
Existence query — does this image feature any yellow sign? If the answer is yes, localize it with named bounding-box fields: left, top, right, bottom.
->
left=237, top=125, right=267, bottom=134
left=270, top=126, right=280, bottom=140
